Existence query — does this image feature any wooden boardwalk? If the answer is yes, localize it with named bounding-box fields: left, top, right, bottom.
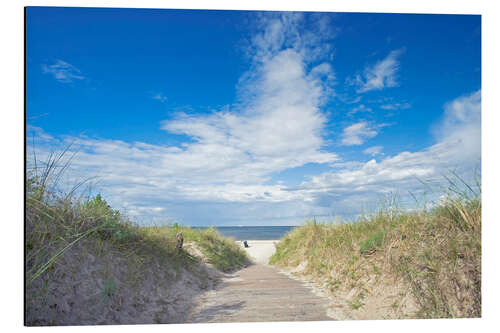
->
left=188, top=263, right=334, bottom=323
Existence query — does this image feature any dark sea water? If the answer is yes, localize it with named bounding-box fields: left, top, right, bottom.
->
left=191, top=226, right=296, bottom=240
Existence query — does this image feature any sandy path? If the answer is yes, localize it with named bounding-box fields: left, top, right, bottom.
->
left=187, top=241, right=334, bottom=323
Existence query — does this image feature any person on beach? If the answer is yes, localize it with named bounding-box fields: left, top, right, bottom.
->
left=243, top=240, right=249, bottom=248
left=176, top=232, right=184, bottom=249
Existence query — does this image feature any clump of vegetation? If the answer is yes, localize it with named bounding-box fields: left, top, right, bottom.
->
left=270, top=175, right=481, bottom=319
left=141, top=225, right=249, bottom=272
left=25, top=150, right=249, bottom=325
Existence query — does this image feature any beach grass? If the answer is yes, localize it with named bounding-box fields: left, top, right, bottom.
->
left=140, top=225, right=248, bottom=272
left=25, top=150, right=249, bottom=325
left=270, top=175, right=481, bottom=319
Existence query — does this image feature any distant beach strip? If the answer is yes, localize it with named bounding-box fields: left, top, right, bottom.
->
left=190, top=226, right=296, bottom=240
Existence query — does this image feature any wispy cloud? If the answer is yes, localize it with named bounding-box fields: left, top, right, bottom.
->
left=341, top=121, right=379, bottom=146
left=152, top=93, right=168, bottom=103
left=345, top=96, right=362, bottom=104
left=350, top=48, right=404, bottom=93
left=380, top=102, right=411, bottom=110
left=433, top=90, right=481, bottom=161
left=27, top=125, right=54, bottom=142
left=363, top=145, right=383, bottom=156
left=348, top=104, right=372, bottom=116
left=41, top=59, right=85, bottom=83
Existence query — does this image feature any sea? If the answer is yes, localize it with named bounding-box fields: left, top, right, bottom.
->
left=191, top=226, right=296, bottom=240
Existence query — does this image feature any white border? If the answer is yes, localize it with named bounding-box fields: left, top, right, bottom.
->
left=3, top=1, right=499, bottom=332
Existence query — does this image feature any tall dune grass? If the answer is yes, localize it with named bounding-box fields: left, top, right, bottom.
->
left=270, top=174, right=481, bottom=318
left=25, top=149, right=249, bottom=325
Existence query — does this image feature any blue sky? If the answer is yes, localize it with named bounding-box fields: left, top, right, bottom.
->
left=26, top=7, right=481, bottom=226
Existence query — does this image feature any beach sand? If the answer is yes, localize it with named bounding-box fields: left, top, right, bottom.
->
left=238, top=240, right=279, bottom=265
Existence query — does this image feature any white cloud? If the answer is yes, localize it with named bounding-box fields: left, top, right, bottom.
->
left=28, top=13, right=340, bottom=225
left=26, top=125, right=54, bottom=142
left=158, top=13, right=339, bottom=183
left=41, top=60, right=85, bottom=83
left=363, top=145, right=383, bottom=156
left=351, top=49, right=404, bottom=93
left=381, top=102, right=411, bottom=110
left=296, top=90, right=481, bottom=212
left=27, top=84, right=480, bottom=225
left=341, top=121, right=379, bottom=146
left=348, top=104, right=372, bottom=116
left=28, top=15, right=480, bottom=226
left=152, top=93, right=168, bottom=102
left=433, top=90, right=481, bottom=161
left=345, top=96, right=362, bottom=104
